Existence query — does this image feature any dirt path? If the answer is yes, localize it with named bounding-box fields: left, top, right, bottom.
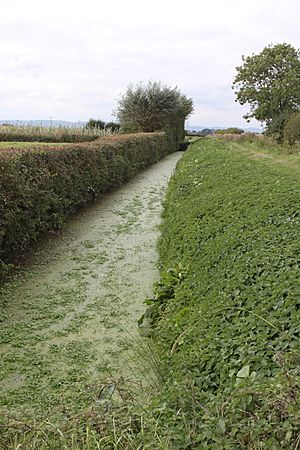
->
left=0, top=151, right=182, bottom=419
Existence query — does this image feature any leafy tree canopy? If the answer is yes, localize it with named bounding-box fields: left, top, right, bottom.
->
left=86, top=119, right=105, bottom=129
left=233, top=43, right=300, bottom=131
left=104, top=121, right=120, bottom=132
left=284, top=111, right=300, bottom=145
left=115, top=81, right=193, bottom=133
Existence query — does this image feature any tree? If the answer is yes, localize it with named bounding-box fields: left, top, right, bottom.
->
left=284, top=111, right=300, bottom=145
left=115, top=81, right=193, bottom=134
left=85, top=119, right=105, bottom=130
left=104, top=121, right=120, bottom=132
left=215, top=127, right=244, bottom=135
left=233, top=43, right=300, bottom=139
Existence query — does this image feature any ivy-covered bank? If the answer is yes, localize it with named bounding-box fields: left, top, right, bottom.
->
left=0, top=132, right=175, bottom=279
left=146, top=139, right=300, bottom=448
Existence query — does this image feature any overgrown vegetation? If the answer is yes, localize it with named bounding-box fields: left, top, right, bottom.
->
left=0, top=132, right=175, bottom=279
left=285, top=111, right=300, bottom=145
left=1, top=137, right=299, bottom=448
left=0, top=124, right=115, bottom=143
left=215, top=130, right=300, bottom=155
left=142, top=138, right=300, bottom=447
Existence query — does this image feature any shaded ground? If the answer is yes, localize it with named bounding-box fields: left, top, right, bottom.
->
left=0, top=151, right=182, bottom=419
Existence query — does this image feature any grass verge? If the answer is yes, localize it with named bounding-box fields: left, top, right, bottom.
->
left=144, top=138, right=300, bottom=448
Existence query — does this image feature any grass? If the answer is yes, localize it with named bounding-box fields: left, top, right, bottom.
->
left=0, top=125, right=115, bottom=143
left=0, top=141, right=71, bottom=148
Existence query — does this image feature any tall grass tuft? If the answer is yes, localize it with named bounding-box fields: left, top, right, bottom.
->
left=0, top=125, right=117, bottom=143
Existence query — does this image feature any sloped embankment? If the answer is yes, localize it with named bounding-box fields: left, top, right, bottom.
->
left=147, top=138, right=300, bottom=448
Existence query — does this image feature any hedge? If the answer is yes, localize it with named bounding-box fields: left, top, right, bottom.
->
left=0, top=132, right=175, bottom=278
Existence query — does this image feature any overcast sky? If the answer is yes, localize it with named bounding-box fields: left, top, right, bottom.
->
left=0, top=0, right=299, bottom=127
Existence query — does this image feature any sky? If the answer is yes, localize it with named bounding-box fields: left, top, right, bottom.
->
left=0, top=0, right=299, bottom=127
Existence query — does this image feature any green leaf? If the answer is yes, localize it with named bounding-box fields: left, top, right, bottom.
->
left=236, top=365, right=250, bottom=378
left=218, top=419, right=226, bottom=434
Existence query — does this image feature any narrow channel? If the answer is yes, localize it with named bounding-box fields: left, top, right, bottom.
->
left=0, top=151, right=182, bottom=419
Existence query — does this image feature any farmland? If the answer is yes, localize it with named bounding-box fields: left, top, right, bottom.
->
left=0, top=124, right=115, bottom=143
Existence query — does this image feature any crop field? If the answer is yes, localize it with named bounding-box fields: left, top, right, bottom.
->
left=0, top=125, right=115, bottom=143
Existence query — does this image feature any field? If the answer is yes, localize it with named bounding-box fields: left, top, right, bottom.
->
left=0, top=125, right=115, bottom=143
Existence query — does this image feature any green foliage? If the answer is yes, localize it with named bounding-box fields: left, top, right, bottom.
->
left=115, top=81, right=193, bottom=150
left=284, top=111, right=300, bottom=145
left=233, top=43, right=300, bottom=139
left=147, top=138, right=300, bottom=447
left=0, top=132, right=175, bottom=279
left=85, top=118, right=106, bottom=129
left=105, top=121, right=121, bottom=132
left=215, top=127, right=244, bottom=135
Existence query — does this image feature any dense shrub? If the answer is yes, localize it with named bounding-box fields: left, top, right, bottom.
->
left=144, top=138, right=300, bottom=448
left=0, top=132, right=174, bottom=278
left=284, top=111, right=300, bottom=145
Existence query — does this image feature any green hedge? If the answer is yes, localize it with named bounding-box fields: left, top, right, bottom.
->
left=0, top=132, right=174, bottom=278
left=146, top=138, right=300, bottom=448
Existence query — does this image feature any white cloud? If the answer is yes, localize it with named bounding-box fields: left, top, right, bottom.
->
left=0, top=0, right=299, bottom=126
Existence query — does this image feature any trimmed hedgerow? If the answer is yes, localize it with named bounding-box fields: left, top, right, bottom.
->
left=145, top=138, right=300, bottom=448
left=0, top=132, right=174, bottom=278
